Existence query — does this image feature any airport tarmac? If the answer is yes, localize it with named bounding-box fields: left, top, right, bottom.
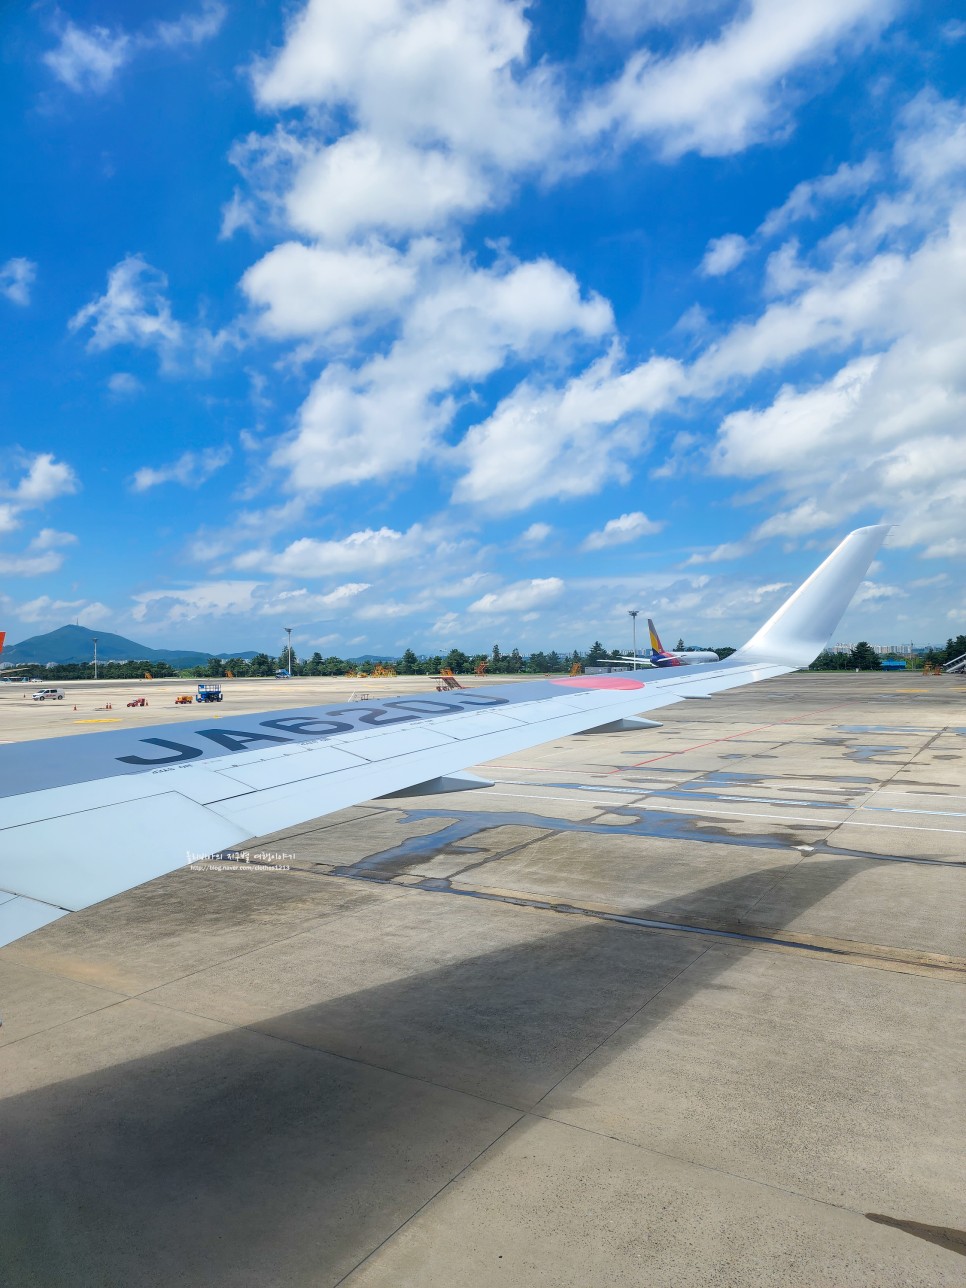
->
left=1, top=671, right=964, bottom=1286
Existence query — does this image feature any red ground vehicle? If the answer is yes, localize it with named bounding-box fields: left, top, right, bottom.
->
left=126, top=698, right=147, bottom=707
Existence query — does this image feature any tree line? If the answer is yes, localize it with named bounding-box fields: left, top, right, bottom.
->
left=810, top=634, right=966, bottom=671
left=11, top=639, right=737, bottom=681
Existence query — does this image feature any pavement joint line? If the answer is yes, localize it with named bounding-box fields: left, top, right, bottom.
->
left=127, top=885, right=417, bottom=1004
left=517, top=1107, right=903, bottom=1232
left=332, top=1111, right=528, bottom=1287
left=481, top=790, right=966, bottom=839
left=0, top=993, right=131, bottom=1051
left=136, top=992, right=533, bottom=1117
left=612, top=698, right=863, bottom=771
left=492, top=780, right=966, bottom=818
left=529, top=944, right=716, bottom=1118
left=396, top=882, right=966, bottom=975
left=821, top=724, right=962, bottom=856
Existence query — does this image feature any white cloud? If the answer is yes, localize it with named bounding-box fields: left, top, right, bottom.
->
left=271, top=254, right=612, bottom=493
left=131, top=447, right=231, bottom=493
left=752, top=501, right=836, bottom=540
left=759, top=157, right=882, bottom=237
left=583, top=511, right=663, bottom=551
left=43, top=4, right=226, bottom=94
left=5, top=453, right=79, bottom=507
left=15, top=596, right=109, bottom=626
left=0, top=258, right=37, bottom=306
left=469, top=577, right=565, bottom=614
left=152, top=2, right=226, bottom=49
left=29, top=528, right=77, bottom=551
left=254, top=0, right=559, bottom=169
left=454, top=351, right=681, bottom=512
left=241, top=240, right=418, bottom=337
left=285, top=135, right=491, bottom=242
left=129, top=577, right=372, bottom=626
left=520, top=522, right=552, bottom=543
left=70, top=255, right=229, bottom=373
left=588, top=0, right=732, bottom=37
left=70, top=256, right=182, bottom=360
left=700, top=234, right=748, bottom=277
left=580, top=0, right=893, bottom=159
left=234, top=524, right=430, bottom=577
left=0, top=456, right=78, bottom=572
left=854, top=580, right=906, bottom=605
left=107, top=372, right=143, bottom=397
left=43, top=21, right=130, bottom=93
left=0, top=552, right=65, bottom=576
left=131, top=581, right=261, bottom=623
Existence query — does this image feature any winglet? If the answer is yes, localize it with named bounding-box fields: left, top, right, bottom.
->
left=735, top=525, right=891, bottom=669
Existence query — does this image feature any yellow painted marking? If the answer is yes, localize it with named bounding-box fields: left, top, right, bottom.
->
left=74, top=718, right=122, bottom=724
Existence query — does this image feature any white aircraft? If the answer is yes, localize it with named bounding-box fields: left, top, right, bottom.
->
left=618, top=618, right=719, bottom=668
left=0, top=527, right=888, bottom=952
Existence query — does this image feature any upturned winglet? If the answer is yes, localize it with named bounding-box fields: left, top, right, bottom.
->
left=734, top=525, right=891, bottom=669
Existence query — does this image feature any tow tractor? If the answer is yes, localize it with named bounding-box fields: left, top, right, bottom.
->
left=195, top=682, right=223, bottom=703
left=126, top=697, right=147, bottom=708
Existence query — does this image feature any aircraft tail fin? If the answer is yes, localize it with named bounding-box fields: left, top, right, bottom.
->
left=647, top=618, right=664, bottom=653
left=0, top=632, right=5, bottom=661
left=735, top=525, right=890, bottom=669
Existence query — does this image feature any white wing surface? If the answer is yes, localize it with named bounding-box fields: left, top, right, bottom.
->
left=0, top=526, right=888, bottom=948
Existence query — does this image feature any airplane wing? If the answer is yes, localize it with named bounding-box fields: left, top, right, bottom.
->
left=0, top=526, right=888, bottom=950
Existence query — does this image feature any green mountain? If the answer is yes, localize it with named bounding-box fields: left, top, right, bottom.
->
left=1, top=625, right=257, bottom=669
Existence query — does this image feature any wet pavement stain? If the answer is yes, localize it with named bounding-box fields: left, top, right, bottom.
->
left=844, top=744, right=908, bottom=762
left=328, top=804, right=962, bottom=883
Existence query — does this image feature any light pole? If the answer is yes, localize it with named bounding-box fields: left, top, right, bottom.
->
left=628, top=610, right=639, bottom=669
left=91, top=636, right=99, bottom=681
left=284, top=626, right=293, bottom=677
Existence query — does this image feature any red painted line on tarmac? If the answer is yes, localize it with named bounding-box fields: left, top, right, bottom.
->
left=609, top=699, right=859, bottom=774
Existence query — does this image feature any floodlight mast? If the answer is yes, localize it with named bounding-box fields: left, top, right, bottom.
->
left=284, top=627, right=293, bottom=677
left=92, top=636, right=99, bottom=681
left=628, top=610, right=639, bottom=669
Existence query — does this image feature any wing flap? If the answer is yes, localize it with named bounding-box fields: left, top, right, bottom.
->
left=0, top=794, right=248, bottom=910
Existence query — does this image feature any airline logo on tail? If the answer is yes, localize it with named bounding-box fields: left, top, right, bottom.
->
left=647, top=618, right=683, bottom=667
left=0, top=631, right=5, bottom=662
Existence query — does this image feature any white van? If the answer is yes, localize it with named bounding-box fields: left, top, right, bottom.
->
left=32, top=688, right=65, bottom=701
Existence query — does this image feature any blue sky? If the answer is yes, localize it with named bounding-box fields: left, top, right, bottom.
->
left=1, top=0, right=964, bottom=657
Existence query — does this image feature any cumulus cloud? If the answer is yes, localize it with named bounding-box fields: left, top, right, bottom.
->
left=241, top=239, right=418, bottom=337
left=0, top=552, right=65, bottom=576
left=579, top=0, right=894, bottom=158
left=234, top=524, right=430, bottom=577
left=6, top=454, right=79, bottom=507
left=43, top=3, right=226, bottom=94
left=582, top=512, right=663, bottom=551
left=0, top=258, right=37, bottom=306
left=469, top=577, right=565, bottom=614
left=759, top=157, right=882, bottom=237
left=70, top=256, right=182, bottom=359
left=29, top=528, right=77, bottom=551
left=107, top=372, right=143, bottom=397
left=520, top=522, right=552, bottom=543
left=70, top=255, right=230, bottom=373
left=271, top=255, right=612, bottom=493
left=130, top=578, right=371, bottom=626
left=454, top=351, right=681, bottom=512
left=130, top=447, right=231, bottom=493
left=701, top=234, right=748, bottom=277
left=15, top=596, right=109, bottom=625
